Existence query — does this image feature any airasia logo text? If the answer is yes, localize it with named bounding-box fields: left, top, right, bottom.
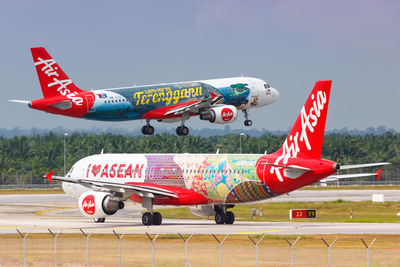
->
left=86, top=163, right=144, bottom=179
left=271, top=90, right=327, bottom=181
left=35, top=57, right=83, bottom=106
left=82, top=195, right=95, bottom=215
left=221, top=108, right=234, bottom=121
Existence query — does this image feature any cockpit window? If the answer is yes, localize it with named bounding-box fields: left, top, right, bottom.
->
left=264, top=83, right=270, bottom=89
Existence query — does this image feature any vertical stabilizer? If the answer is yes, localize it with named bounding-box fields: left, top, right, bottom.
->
left=275, top=80, right=332, bottom=159
left=31, top=47, right=85, bottom=98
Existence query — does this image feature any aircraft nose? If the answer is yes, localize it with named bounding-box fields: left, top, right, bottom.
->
left=271, top=87, right=279, bottom=101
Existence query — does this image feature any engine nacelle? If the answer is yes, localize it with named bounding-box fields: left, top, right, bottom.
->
left=78, top=191, right=124, bottom=219
left=189, top=205, right=215, bottom=217
left=200, top=105, right=238, bottom=124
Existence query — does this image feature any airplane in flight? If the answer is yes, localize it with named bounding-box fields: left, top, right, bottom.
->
left=46, top=80, right=389, bottom=225
left=10, top=47, right=279, bottom=135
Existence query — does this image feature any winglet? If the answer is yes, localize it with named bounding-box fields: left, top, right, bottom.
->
left=209, top=91, right=218, bottom=100
left=45, top=170, right=54, bottom=183
left=375, top=169, right=383, bottom=181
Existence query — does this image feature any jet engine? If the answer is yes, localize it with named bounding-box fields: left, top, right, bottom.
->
left=189, top=205, right=215, bottom=217
left=200, top=105, right=238, bottom=124
left=78, top=191, right=124, bottom=219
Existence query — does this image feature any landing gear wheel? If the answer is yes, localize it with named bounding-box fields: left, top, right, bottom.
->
left=176, top=126, right=182, bottom=135
left=153, top=212, right=162, bottom=225
left=142, top=125, right=155, bottom=135
left=176, top=126, right=189, bottom=136
left=244, top=120, right=252, bottom=126
left=215, top=212, right=226, bottom=224
left=94, top=218, right=105, bottom=223
left=147, top=125, right=154, bottom=135
left=181, top=126, right=189, bottom=136
left=142, top=212, right=154, bottom=225
left=225, top=211, right=235, bottom=224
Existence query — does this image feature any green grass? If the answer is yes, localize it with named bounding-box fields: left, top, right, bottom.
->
left=0, top=188, right=64, bottom=194
left=156, top=200, right=400, bottom=223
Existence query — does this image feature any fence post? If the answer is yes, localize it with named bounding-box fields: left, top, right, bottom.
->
left=321, top=237, right=338, bottom=267
left=146, top=233, right=159, bottom=267
left=48, top=229, right=61, bottom=267
left=178, top=233, right=193, bottom=267
left=16, top=229, right=29, bottom=267
left=248, top=234, right=265, bottom=267
left=284, top=236, right=300, bottom=267
left=212, top=234, right=229, bottom=267
left=80, top=229, right=92, bottom=267
left=361, top=237, right=376, bottom=267
left=113, top=230, right=126, bottom=267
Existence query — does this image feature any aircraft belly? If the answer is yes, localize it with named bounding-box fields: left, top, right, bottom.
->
left=83, top=108, right=141, bottom=121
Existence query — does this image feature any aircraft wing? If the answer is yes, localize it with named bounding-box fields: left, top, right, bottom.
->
left=45, top=171, right=178, bottom=198
left=164, top=93, right=223, bottom=116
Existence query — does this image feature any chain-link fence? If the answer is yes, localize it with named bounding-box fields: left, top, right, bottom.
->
left=1, top=229, right=400, bottom=266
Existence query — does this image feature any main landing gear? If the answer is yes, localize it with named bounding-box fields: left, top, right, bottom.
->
left=176, top=125, right=189, bottom=136
left=141, top=196, right=163, bottom=225
left=243, top=109, right=252, bottom=126
left=176, top=112, right=189, bottom=136
left=214, top=205, right=235, bottom=225
left=142, top=119, right=155, bottom=135
left=142, top=211, right=162, bottom=225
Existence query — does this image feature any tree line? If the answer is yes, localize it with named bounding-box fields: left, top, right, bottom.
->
left=0, top=132, right=399, bottom=184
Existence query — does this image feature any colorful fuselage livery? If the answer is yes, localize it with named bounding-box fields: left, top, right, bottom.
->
left=18, top=47, right=279, bottom=135
left=64, top=153, right=273, bottom=205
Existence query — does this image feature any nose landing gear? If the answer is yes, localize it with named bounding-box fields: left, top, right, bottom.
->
left=243, top=109, right=252, bottom=126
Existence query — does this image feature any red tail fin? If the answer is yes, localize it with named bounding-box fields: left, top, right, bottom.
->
left=375, top=169, right=383, bottom=181
left=31, top=47, right=85, bottom=99
left=46, top=170, right=54, bottom=183
left=275, top=80, right=332, bottom=159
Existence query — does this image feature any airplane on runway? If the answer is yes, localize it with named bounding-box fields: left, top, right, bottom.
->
left=45, top=80, right=389, bottom=225
left=10, top=47, right=279, bottom=135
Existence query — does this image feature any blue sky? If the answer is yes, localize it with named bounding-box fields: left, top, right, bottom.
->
left=1, top=0, right=399, bottom=133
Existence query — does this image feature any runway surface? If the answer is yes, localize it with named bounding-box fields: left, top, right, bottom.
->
left=0, top=190, right=399, bottom=235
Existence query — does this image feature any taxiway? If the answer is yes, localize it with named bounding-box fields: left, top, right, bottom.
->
left=0, top=190, right=399, bottom=235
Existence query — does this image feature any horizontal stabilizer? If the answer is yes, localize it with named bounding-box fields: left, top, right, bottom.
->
left=321, top=168, right=384, bottom=182
left=9, top=100, right=31, bottom=105
left=262, top=162, right=311, bottom=171
left=50, top=100, right=72, bottom=110
left=340, top=162, right=390, bottom=170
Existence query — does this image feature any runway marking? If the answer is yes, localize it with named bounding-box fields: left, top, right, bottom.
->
left=35, top=207, right=74, bottom=216
left=237, top=230, right=288, bottom=235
